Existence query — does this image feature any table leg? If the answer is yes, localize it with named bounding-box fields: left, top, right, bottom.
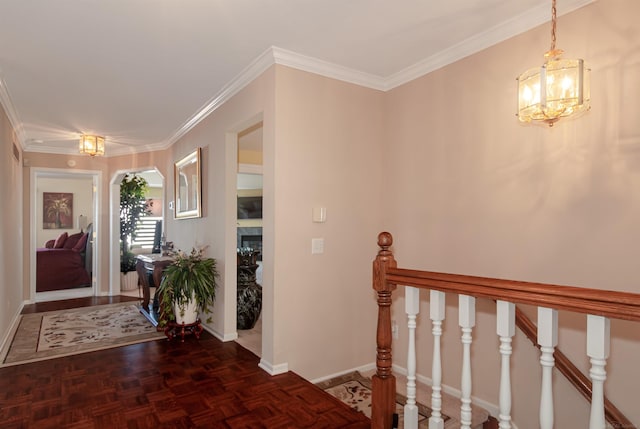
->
left=136, top=259, right=150, bottom=311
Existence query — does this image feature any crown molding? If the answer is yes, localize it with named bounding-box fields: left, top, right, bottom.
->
left=385, top=0, right=596, bottom=90
left=16, top=0, right=597, bottom=156
left=166, top=0, right=595, bottom=143
left=167, top=46, right=277, bottom=148
left=0, top=73, right=26, bottom=150
left=271, top=46, right=387, bottom=91
left=166, top=46, right=388, bottom=148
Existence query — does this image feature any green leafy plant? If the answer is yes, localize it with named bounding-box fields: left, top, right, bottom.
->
left=157, top=246, right=219, bottom=327
left=120, top=174, right=151, bottom=273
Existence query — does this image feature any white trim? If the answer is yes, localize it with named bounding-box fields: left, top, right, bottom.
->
left=271, top=46, right=387, bottom=91
left=16, top=0, right=595, bottom=158
left=109, top=167, right=165, bottom=297
left=30, top=167, right=101, bottom=301
left=168, top=48, right=275, bottom=148
left=258, top=359, right=289, bottom=376
left=0, top=73, right=26, bottom=149
left=201, top=323, right=238, bottom=342
left=309, top=362, right=376, bottom=384
left=238, top=163, right=263, bottom=175
left=0, top=301, right=25, bottom=363
left=154, top=0, right=594, bottom=148
left=34, top=288, right=94, bottom=302
left=385, top=0, right=595, bottom=90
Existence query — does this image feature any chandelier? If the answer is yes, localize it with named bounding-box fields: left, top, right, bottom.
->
left=516, top=0, right=590, bottom=126
left=79, top=134, right=105, bottom=156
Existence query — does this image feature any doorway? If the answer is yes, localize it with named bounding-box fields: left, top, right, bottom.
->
left=30, top=168, right=101, bottom=302
left=109, top=168, right=165, bottom=297
left=235, top=122, right=263, bottom=357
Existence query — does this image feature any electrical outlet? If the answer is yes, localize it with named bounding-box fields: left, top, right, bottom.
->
left=392, top=320, right=399, bottom=339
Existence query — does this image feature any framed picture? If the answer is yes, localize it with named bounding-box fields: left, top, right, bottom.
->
left=43, top=192, right=73, bottom=229
left=174, top=148, right=202, bottom=219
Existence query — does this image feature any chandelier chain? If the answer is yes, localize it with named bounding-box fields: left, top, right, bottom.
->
left=550, top=0, right=557, bottom=52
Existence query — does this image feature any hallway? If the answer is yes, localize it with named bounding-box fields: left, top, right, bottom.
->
left=2, top=297, right=369, bottom=428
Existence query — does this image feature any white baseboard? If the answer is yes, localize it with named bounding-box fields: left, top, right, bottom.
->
left=258, top=359, right=289, bottom=375
left=34, top=288, right=94, bottom=302
left=201, top=324, right=238, bottom=342
left=0, top=301, right=25, bottom=363
left=310, top=362, right=376, bottom=384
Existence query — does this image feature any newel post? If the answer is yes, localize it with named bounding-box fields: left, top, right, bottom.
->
left=372, top=232, right=398, bottom=429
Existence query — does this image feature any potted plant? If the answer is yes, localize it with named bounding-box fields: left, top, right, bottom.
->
left=157, top=246, right=219, bottom=327
left=119, top=174, right=151, bottom=290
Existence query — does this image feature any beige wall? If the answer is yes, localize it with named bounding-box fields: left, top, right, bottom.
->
left=5, top=1, right=639, bottom=424
left=383, top=0, right=640, bottom=426
left=22, top=150, right=169, bottom=296
left=164, top=68, right=275, bottom=363
left=0, top=104, right=23, bottom=351
left=165, top=64, right=384, bottom=379
left=272, top=66, right=384, bottom=378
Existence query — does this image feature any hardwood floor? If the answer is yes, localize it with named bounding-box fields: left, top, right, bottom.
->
left=2, top=297, right=369, bottom=428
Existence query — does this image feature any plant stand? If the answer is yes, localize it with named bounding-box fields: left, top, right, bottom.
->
left=164, top=320, right=203, bottom=342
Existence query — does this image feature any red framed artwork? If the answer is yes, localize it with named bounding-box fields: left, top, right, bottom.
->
left=43, top=192, right=73, bottom=229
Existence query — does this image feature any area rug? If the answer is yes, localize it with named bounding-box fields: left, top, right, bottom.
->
left=2, top=302, right=165, bottom=367
left=317, top=371, right=448, bottom=428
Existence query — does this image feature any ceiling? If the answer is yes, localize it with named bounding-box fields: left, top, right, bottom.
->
left=0, top=0, right=593, bottom=157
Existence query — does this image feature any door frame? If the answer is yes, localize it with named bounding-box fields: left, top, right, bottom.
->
left=30, top=167, right=101, bottom=302
left=109, top=167, right=165, bottom=296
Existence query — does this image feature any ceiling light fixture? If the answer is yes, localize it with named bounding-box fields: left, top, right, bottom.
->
left=79, top=134, right=105, bottom=156
left=516, top=0, right=590, bottom=127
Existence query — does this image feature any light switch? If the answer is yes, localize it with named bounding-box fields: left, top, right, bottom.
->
left=311, top=238, right=324, bottom=254
left=312, top=207, right=326, bottom=223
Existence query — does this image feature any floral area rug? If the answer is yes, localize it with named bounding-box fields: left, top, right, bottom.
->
left=316, top=371, right=446, bottom=428
left=2, top=302, right=164, bottom=366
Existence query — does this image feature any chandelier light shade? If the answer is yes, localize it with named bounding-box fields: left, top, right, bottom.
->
left=517, top=0, right=590, bottom=126
left=79, top=134, right=105, bottom=156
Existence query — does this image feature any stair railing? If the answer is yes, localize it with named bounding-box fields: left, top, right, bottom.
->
left=371, top=232, right=639, bottom=429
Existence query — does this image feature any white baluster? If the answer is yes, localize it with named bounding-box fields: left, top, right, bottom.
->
left=459, top=295, right=476, bottom=429
left=587, top=315, right=610, bottom=429
left=538, top=307, right=558, bottom=429
left=429, top=290, right=445, bottom=429
left=404, top=287, right=420, bottom=429
left=496, top=300, right=515, bottom=429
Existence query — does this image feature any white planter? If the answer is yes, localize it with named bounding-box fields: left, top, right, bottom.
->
left=120, top=271, right=139, bottom=291
left=174, top=295, right=199, bottom=325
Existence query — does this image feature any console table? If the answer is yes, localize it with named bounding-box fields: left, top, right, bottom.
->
left=136, top=254, right=174, bottom=319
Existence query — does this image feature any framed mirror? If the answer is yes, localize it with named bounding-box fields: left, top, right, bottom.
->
left=174, top=148, right=202, bottom=219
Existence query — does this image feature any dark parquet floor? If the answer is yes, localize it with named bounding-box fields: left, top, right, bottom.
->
left=1, top=296, right=369, bottom=428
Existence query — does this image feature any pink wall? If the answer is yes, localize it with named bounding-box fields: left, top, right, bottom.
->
left=272, top=66, right=384, bottom=377
left=164, top=68, right=276, bottom=361
left=6, top=1, right=639, bottom=423
left=383, top=0, right=640, bottom=426
left=22, top=150, right=169, bottom=296
left=0, top=104, right=24, bottom=350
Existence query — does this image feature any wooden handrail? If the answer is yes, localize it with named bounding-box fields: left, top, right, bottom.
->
left=384, top=268, right=640, bottom=321
left=372, top=232, right=640, bottom=429
left=515, top=307, right=635, bottom=429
